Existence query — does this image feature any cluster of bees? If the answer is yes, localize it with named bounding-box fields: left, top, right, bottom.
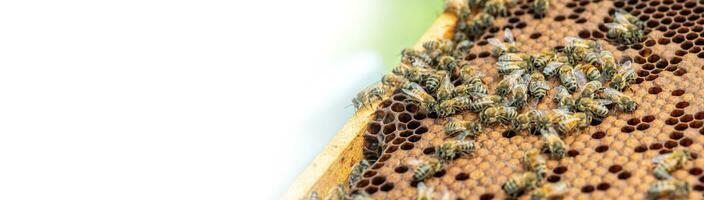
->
left=647, top=149, right=695, bottom=199
left=337, top=1, right=695, bottom=200
left=606, top=11, right=645, bottom=45
left=399, top=27, right=639, bottom=199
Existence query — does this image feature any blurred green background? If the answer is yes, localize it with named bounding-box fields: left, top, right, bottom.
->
left=337, top=0, right=444, bottom=69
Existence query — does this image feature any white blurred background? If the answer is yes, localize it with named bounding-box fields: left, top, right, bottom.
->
left=0, top=0, right=441, bottom=199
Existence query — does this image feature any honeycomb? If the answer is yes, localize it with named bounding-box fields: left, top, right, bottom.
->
left=349, top=0, right=704, bottom=199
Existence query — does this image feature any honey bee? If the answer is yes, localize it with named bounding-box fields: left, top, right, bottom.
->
left=541, top=128, right=566, bottom=159
left=564, top=37, right=601, bottom=64
left=401, top=48, right=420, bottom=64
left=352, top=84, right=386, bottom=110
left=508, top=83, right=529, bottom=108
left=601, top=88, right=638, bottom=112
left=647, top=178, right=690, bottom=200
left=454, top=81, right=488, bottom=97
left=435, top=74, right=455, bottom=101
left=468, top=12, right=495, bottom=38
left=554, top=111, right=590, bottom=135
left=347, top=160, right=370, bottom=188
left=499, top=106, right=519, bottom=124
left=579, top=80, right=603, bottom=98
left=445, top=118, right=483, bottom=139
left=484, top=0, right=516, bottom=16
left=531, top=0, right=550, bottom=18
left=513, top=110, right=533, bottom=132
left=480, top=105, right=517, bottom=125
left=401, top=48, right=433, bottom=68
left=605, top=22, right=643, bottom=45
left=496, top=70, right=525, bottom=96
left=488, top=28, right=520, bottom=57
left=528, top=72, right=550, bottom=100
left=422, top=40, right=440, bottom=53
left=393, top=63, right=431, bottom=82
left=410, top=158, right=445, bottom=182
left=437, top=139, right=477, bottom=160
left=469, top=94, right=503, bottom=112
left=542, top=61, right=563, bottom=78
left=417, top=182, right=435, bottom=200
left=480, top=106, right=501, bottom=124
left=402, top=82, right=438, bottom=112
left=545, top=109, right=567, bottom=124
left=531, top=110, right=550, bottom=134
left=445, top=118, right=468, bottom=138
left=436, top=95, right=473, bottom=117
left=558, top=64, right=578, bottom=93
left=502, top=171, right=540, bottom=198
left=652, top=149, right=693, bottom=179
left=609, top=61, right=636, bottom=91
left=422, top=71, right=446, bottom=93
left=382, top=73, right=410, bottom=89
left=459, top=62, right=480, bottom=83
left=531, top=49, right=556, bottom=70
left=530, top=182, right=569, bottom=200
left=553, top=86, right=574, bottom=110
left=575, top=97, right=609, bottom=118
left=497, top=52, right=531, bottom=75
left=465, top=121, right=483, bottom=137
left=438, top=55, right=458, bottom=71
left=597, top=50, right=618, bottom=79
left=575, top=63, right=601, bottom=81
left=522, top=149, right=548, bottom=179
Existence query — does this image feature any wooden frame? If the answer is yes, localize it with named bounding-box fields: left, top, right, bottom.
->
left=282, top=11, right=457, bottom=200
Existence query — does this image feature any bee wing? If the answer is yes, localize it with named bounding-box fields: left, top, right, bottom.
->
left=595, top=98, right=614, bottom=105
left=458, top=39, right=474, bottom=47
left=603, top=87, right=621, bottom=97
left=407, top=159, right=422, bottom=166
left=604, top=23, right=622, bottom=29
left=468, top=92, right=487, bottom=98
left=614, top=12, right=631, bottom=24
left=440, top=188, right=455, bottom=200
left=402, top=88, right=426, bottom=101
left=509, top=69, right=526, bottom=77
left=651, top=154, right=671, bottom=163
left=564, top=36, right=580, bottom=44
left=538, top=80, right=551, bottom=90
left=522, top=73, right=531, bottom=83
left=574, top=69, right=588, bottom=86
left=503, top=28, right=515, bottom=44
left=417, top=182, right=427, bottom=190
left=619, top=61, right=633, bottom=72
left=553, top=108, right=571, bottom=115
left=487, top=38, right=507, bottom=50
left=528, top=98, right=541, bottom=108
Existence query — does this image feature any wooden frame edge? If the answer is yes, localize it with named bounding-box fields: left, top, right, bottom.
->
left=282, top=11, right=457, bottom=200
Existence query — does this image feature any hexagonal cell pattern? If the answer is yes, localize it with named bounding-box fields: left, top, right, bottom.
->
left=347, top=0, right=704, bottom=199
